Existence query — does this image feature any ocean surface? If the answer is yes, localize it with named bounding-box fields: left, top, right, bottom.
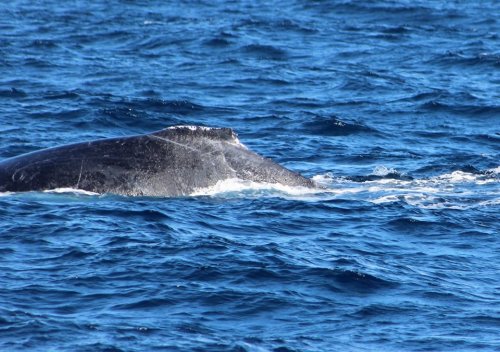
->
left=1, top=0, right=499, bottom=351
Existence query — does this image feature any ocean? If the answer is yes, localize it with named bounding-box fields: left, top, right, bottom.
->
left=0, top=0, right=499, bottom=351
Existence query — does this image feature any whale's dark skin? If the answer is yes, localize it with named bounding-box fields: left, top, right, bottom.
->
left=0, top=126, right=315, bottom=196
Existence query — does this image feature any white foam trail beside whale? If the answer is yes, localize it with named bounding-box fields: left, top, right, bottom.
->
left=311, top=166, right=500, bottom=209
left=191, top=166, right=499, bottom=209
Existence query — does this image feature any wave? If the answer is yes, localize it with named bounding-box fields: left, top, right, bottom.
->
left=302, top=115, right=378, bottom=136
left=419, top=101, right=500, bottom=117
left=431, top=50, right=500, bottom=69
left=240, top=44, right=288, bottom=60
left=0, top=88, right=28, bottom=98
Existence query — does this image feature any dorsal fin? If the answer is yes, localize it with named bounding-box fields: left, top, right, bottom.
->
left=151, top=125, right=239, bottom=143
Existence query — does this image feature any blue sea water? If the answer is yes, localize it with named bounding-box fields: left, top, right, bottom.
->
left=1, top=0, right=499, bottom=351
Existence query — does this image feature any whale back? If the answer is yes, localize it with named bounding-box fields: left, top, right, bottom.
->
left=0, top=126, right=314, bottom=196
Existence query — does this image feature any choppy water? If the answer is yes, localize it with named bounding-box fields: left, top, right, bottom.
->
left=1, top=0, right=499, bottom=351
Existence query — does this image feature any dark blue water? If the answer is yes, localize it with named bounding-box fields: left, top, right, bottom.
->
left=1, top=1, right=499, bottom=351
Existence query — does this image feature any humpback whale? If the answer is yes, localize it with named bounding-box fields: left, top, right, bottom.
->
left=0, top=126, right=315, bottom=196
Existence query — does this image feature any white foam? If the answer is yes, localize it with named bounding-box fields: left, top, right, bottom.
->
left=478, top=198, right=500, bottom=207
left=371, top=195, right=401, bottom=204
left=191, top=178, right=324, bottom=198
left=489, top=166, right=500, bottom=174
left=307, top=166, right=499, bottom=209
left=43, top=188, right=100, bottom=196
left=433, top=170, right=479, bottom=183
left=371, top=165, right=399, bottom=176
left=311, top=172, right=338, bottom=186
